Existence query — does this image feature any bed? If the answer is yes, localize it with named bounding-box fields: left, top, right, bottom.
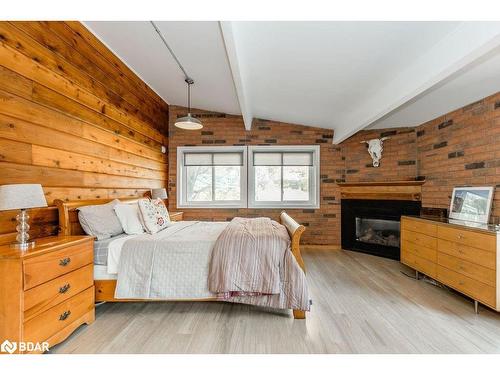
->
left=55, top=197, right=308, bottom=319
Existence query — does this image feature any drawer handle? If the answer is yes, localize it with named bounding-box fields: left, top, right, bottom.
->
left=458, top=234, right=464, bottom=239
left=59, top=258, right=71, bottom=266
left=59, top=310, right=71, bottom=321
left=59, top=283, right=71, bottom=294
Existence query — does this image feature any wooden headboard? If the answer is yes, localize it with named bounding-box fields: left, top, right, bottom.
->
left=54, top=198, right=143, bottom=236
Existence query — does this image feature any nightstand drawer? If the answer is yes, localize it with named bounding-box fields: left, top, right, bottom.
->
left=169, top=211, right=184, bottom=221
left=23, top=241, right=93, bottom=290
left=24, top=264, right=94, bottom=320
left=23, top=286, right=94, bottom=345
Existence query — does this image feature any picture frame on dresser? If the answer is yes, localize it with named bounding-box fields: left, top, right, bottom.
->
left=449, top=186, right=494, bottom=224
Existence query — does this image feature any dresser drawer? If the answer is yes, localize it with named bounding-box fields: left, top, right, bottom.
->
left=401, top=218, right=437, bottom=237
left=436, top=266, right=496, bottom=307
left=401, top=250, right=436, bottom=278
left=438, top=226, right=495, bottom=252
left=23, top=286, right=94, bottom=345
left=24, top=264, right=93, bottom=320
left=438, top=239, right=496, bottom=270
left=437, top=252, right=496, bottom=287
left=401, top=229, right=437, bottom=250
left=23, top=241, right=93, bottom=290
left=402, top=240, right=437, bottom=262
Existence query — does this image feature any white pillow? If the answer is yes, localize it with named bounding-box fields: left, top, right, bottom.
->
left=78, top=199, right=123, bottom=240
left=138, top=198, right=171, bottom=234
left=114, top=203, right=145, bottom=235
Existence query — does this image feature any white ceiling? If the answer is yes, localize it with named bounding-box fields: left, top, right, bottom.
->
left=369, top=45, right=500, bottom=128
left=84, top=21, right=241, bottom=114
left=84, top=21, right=500, bottom=143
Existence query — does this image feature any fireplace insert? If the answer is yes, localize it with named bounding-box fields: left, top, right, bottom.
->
left=341, top=199, right=421, bottom=260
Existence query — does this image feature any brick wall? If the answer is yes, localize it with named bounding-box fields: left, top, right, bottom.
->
left=168, top=91, right=500, bottom=246
left=168, top=106, right=338, bottom=245
left=416, top=93, right=500, bottom=221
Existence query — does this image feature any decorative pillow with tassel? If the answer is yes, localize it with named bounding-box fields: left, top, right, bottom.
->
left=138, top=198, right=171, bottom=234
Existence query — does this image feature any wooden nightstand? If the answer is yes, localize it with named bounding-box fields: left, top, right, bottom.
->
left=169, top=212, right=184, bottom=221
left=0, top=236, right=95, bottom=353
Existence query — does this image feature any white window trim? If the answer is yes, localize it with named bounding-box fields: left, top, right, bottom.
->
left=248, top=145, right=320, bottom=209
left=177, top=146, right=247, bottom=209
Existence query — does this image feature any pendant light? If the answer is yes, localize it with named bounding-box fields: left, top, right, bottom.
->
left=150, top=21, right=203, bottom=130
left=175, top=78, right=203, bottom=130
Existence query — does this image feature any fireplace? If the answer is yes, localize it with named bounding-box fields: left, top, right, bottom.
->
left=339, top=181, right=424, bottom=260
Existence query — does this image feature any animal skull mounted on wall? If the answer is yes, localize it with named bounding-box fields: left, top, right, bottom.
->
left=360, top=137, right=390, bottom=167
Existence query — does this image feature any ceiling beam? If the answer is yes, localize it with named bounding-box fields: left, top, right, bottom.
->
left=333, top=22, right=500, bottom=144
left=219, top=21, right=253, bottom=130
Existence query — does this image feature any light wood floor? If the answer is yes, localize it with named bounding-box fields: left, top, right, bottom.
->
left=50, top=249, right=500, bottom=354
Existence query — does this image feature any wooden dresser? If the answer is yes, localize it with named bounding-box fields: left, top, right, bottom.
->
left=401, top=216, right=499, bottom=312
left=0, top=236, right=95, bottom=353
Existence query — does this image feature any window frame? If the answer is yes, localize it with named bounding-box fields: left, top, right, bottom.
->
left=177, top=146, right=248, bottom=208
left=248, top=145, right=320, bottom=209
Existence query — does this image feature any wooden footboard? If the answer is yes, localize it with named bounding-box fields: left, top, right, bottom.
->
left=279, top=211, right=307, bottom=319
left=55, top=198, right=307, bottom=319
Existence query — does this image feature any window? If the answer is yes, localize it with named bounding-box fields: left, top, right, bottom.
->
left=248, top=145, right=320, bottom=208
left=177, top=145, right=319, bottom=209
left=177, top=146, right=247, bottom=208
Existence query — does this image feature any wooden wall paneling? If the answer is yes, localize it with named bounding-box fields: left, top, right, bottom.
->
left=0, top=22, right=166, bottom=134
left=0, top=65, right=33, bottom=98
left=0, top=138, right=32, bottom=164
left=0, top=89, right=165, bottom=163
left=0, top=41, right=165, bottom=144
left=40, top=21, right=167, bottom=127
left=0, top=22, right=164, bottom=133
left=62, top=22, right=168, bottom=113
left=0, top=21, right=169, bottom=244
left=0, top=114, right=166, bottom=171
left=31, top=145, right=167, bottom=180
left=31, top=83, right=163, bottom=151
left=0, top=163, right=165, bottom=189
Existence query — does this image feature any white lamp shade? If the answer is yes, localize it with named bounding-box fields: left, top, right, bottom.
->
left=0, top=184, right=48, bottom=211
left=151, top=188, right=168, bottom=200
left=174, top=114, right=203, bottom=130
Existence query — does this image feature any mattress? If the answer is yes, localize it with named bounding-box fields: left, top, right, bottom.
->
left=93, top=233, right=130, bottom=265
left=94, top=264, right=117, bottom=280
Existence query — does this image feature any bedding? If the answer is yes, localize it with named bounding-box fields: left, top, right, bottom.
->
left=93, top=233, right=130, bottom=265
left=78, top=199, right=123, bottom=240
left=114, top=203, right=145, bottom=234
left=113, top=221, right=227, bottom=299
left=110, top=218, right=309, bottom=311
left=209, top=217, right=310, bottom=311
left=138, top=198, right=171, bottom=234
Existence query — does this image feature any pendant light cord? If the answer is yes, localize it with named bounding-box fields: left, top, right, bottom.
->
left=150, top=21, right=193, bottom=83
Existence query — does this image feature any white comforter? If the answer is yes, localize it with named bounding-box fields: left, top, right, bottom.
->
left=107, top=221, right=228, bottom=299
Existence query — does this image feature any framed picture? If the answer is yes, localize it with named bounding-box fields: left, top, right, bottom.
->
left=449, top=186, right=494, bottom=224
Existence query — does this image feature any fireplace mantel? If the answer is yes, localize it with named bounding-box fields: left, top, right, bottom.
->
left=338, top=180, right=425, bottom=201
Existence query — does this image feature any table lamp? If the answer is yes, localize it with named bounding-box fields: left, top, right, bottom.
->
left=0, top=184, right=48, bottom=249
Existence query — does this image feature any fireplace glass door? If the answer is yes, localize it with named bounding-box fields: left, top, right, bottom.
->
left=355, top=217, right=400, bottom=248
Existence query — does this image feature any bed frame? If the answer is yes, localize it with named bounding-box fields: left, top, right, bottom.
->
left=55, top=198, right=307, bottom=319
